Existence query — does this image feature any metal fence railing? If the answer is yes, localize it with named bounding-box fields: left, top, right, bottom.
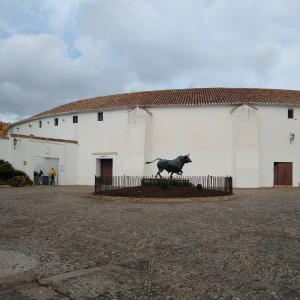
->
left=95, top=175, right=233, bottom=197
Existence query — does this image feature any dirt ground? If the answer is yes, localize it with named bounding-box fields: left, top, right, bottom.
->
left=0, top=186, right=299, bottom=300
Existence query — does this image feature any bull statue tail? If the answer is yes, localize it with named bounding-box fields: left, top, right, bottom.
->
left=145, top=158, right=161, bottom=164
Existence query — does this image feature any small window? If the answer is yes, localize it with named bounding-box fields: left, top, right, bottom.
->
left=288, top=109, right=294, bottom=119
left=73, top=116, right=78, bottom=123
left=98, top=112, right=103, bottom=121
left=39, top=121, right=42, bottom=128
left=54, top=118, right=58, bottom=126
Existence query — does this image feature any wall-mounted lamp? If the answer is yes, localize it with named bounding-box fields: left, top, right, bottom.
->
left=13, top=137, right=17, bottom=149
left=290, top=133, right=295, bottom=144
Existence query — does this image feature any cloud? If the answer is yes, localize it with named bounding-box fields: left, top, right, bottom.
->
left=0, top=0, right=300, bottom=121
left=0, top=33, right=136, bottom=117
left=63, top=0, right=300, bottom=87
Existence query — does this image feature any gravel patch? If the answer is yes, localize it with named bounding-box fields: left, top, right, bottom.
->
left=0, top=186, right=299, bottom=299
left=0, top=250, right=38, bottom=278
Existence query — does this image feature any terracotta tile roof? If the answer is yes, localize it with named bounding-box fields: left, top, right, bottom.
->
left=13, top=88, right=300, bottom=126
left=34, top=88, right=300, bottom=116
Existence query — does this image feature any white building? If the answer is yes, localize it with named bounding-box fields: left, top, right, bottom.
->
left=1, top=87, right=300, bottom=187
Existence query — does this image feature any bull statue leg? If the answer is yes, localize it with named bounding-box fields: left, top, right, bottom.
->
left=177, top=170, right=183, bottom=175
left=170, top=172, right=174, bottom=179
left=155, top=169, right=163, bottom=178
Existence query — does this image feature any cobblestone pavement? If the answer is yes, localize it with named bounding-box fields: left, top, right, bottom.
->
left=0, top=186, right=299, bottom=300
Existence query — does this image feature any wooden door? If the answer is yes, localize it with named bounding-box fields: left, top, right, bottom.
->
left=274, top=162, right=293, bottom=186
left=100, top=159, right=113, bottom=185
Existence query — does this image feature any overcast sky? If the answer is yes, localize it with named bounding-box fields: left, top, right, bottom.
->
left=0, top=0, right=300, bottom=122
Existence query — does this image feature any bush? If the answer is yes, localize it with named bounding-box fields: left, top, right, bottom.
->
left=0, top=160, right=15, bottom=181
left=0, top=160, right=32, bottom=185
left=9, top=176, right=26, bottom=187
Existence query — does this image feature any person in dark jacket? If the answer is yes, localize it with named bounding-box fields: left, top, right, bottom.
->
left=38, top=170, right=44, bottom=185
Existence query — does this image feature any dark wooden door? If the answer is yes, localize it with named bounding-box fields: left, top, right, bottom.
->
left=100, top=159, right=113, bottom=185
left=274, top=162, right=292, bottom=186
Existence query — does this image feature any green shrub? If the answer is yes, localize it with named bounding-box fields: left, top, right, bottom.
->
left=9, top=176, right=26, bottom=187
left=0, top=160, right=32, bottom=185
left=0, top=160, right=15, bottom=181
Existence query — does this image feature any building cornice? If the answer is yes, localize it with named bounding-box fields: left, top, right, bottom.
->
left=10, top=134, right=78, bottom=144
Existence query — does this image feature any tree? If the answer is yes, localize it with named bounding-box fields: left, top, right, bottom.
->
left=0, top=121, right=8, bottom=137
left=0, top=160, right=32, bottom=185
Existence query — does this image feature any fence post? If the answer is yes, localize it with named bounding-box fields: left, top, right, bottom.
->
left=224, top=176, right=233, bottom=194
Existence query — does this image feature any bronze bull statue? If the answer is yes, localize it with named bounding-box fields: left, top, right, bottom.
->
left=145, top=154, right=192, bottom=178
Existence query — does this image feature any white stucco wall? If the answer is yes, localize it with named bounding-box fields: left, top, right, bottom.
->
left=124, top=107, right=151, bottom=176
left=10, top=115, right=78, bottom=140
left=232, top=105, right=260, bottom=188
left=9, top=137, right=78, bottom=184
left=7, top=104, right=300, bottom=187
left=145, top=106, right=233, bottom=177
left=76, top=110, right=128, bottom=185
left=258, top=106, right=300, bottom=187
left=0, top=138, right=10, bottom=162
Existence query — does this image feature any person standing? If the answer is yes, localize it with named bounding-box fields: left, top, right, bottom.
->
left=49, top=168, right=57, bottom=186
left=38, top=170, right=44, bottom=185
